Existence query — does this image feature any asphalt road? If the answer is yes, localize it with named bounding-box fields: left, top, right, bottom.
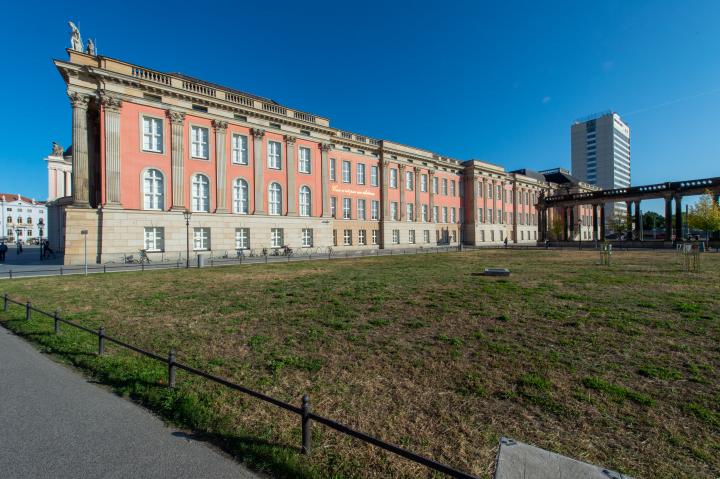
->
left=0, top=326, right=259, bottom=479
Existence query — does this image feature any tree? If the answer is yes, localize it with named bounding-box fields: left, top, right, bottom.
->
left=642, top=211, right=664, bottom=231
left=609, top=215, right=631, bottom=238
left=688, top=190, right=720, bottom=237
left=549, top=216, right=564, bottom=241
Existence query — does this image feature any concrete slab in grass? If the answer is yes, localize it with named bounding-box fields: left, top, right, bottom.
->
left=494, top=437, right=632, bottom=479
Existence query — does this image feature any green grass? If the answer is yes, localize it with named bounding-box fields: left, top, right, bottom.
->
left=1, top=249, right=719, bottom=478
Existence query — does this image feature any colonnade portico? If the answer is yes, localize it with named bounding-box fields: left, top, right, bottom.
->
left=538, top=177, right=720, bottom=244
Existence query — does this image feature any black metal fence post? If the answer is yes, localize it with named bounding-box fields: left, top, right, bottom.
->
left=98, top=326, right=105, bottom=355
left=3, top=293, right=7, bottom=312
left=54, top=309, right=61, bottom=334
left=301, top=394, right=312, bottom=455
left=60, top=266, right=63, bottom=276
left=25, top=302, right=31, bottom=321
left=9, top=270, right=13, bottom=280
left=168, top=349, right=176, bottom=388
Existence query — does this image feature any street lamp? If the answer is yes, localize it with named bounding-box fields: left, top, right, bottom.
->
left=80, top=229, right=88, bottom=275
left=578, top=219, right=583, bottom=250
left=183, top=209, right=192, bottom=269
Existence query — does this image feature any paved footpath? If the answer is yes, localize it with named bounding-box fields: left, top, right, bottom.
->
left=0, top=326, right=260, bottom=479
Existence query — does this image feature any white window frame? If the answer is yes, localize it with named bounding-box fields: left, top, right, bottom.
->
left=357, top=199, right=366, bottom=220
left=343, top=229, right=352, bottom=246
left=433, top=206, right=439, bottom=223
left=191, top=174, right=210, bottom=212
left=142, top=116, right=163, bottom=153
left=342, top=160, right=351, bottom=183
left=330, top=158, right=336, bottom=181
left=371, top=166, right=379, bottom=186
left=421, top=174, right=427, bottom=192
left=190, top=125, right=209, bottom=159
left=144, top=226, right=164, bottom=252
left=423, top=230, right=430, bottom=243
left=343, top=198, right=351, bottom=219
left=269, top=182, right=282, bottom=215
left=143, top=169, right=164, bottom=210
left=392, top=229, right=400, bottom=244
left=390, top=202, right=398, bottom=221
left=299, top=147, right=312, bottom=174
left=299, top=186, right=312, bottom=217
left=371, top=230, right=378, bottom=245
left=371, top=200, right=379, bottom=220
left=235, top=228, right=250, bottom=250
left=356, top=163, right=366, bottom=185
left=268, top=141, right=282, bottom=169
left=432, top=176, right=438, bottom=194
left=409, top=230, right=415, bottom=244
left=331, top=197, right=337, bottom=218
left=358, top=229, right=366, bottom=245
left=406, top=203, right=414, bottom=222
left=193, top=227, right=210, bottom=251
left=390, top=169, right=398, bottom=188
left=271, top=228, right=284, bottom=248
left=302, top=228, right=313, bottom=248
left=231, top=134, right=248, bottom=165
left=406, top=171, right=414, bottom=191
left=232, top=178, right=249, bottom=214
left=422, top=204, right=428, bottom=222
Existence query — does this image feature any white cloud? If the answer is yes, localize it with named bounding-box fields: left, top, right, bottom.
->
left=541, top=96, right=552, bottom=104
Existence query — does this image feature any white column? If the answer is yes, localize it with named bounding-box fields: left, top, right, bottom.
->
left=414, top=167, right=421, bottom=222
left=399, top=164, right=406, bottom=220
left=69, top=92, right=91, bottom=207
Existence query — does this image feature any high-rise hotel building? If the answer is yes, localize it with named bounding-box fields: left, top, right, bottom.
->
left=49, top=44, right=596, bottom=264
left=571, top=112, right=631, bottom=220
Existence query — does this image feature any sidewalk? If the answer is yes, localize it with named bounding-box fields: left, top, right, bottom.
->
left=0, top=326, right=260, bottom=479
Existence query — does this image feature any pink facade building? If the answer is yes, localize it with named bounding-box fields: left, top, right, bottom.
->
left=50, top=48, right=596, bottom=264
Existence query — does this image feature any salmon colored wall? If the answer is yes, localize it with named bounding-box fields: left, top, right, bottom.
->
left=118, top=103, right=172, bottom=210
left=295, top=138, right=323, bottom=217
left=184, top=115, right=215, bottom=212
left=225, top=124, right=255, bottom=214
left=329, top=151, right=380, bottom=219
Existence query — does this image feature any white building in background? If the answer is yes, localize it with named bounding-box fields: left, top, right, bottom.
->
left=1, top=194, right=48, bottom=243
left=45, top=145, right=73, bottom=201
left=571, top=111, right=631, bottom=221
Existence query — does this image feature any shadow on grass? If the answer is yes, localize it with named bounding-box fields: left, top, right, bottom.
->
left=0, top=316, right=322, bottom=479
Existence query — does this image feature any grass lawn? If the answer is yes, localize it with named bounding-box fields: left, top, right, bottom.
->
left=1, top=249, right=719, bottom=478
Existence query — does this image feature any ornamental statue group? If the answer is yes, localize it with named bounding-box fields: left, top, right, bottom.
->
left=68, top=21, right=95, bottom=56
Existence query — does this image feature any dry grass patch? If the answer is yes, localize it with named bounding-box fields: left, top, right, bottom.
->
left=2, top=249, right=719, bottom=478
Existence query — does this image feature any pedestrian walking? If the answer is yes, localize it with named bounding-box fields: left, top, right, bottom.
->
left=0, top=241, right=7, bottom=262
left=17, top=240, right=23, bottom=254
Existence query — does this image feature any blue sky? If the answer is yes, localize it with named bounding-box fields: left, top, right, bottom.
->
left=1, top=0, right=719, bottom=208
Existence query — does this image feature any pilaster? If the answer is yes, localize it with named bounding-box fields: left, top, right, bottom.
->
left=382, top=160, right=390, bottom=218
left=167, top=110, right=186, bottom=210
left=285, top=136, right=297, bottom=216
left=414, top=167, right=421, bottom=222
left=252, top=128, right=266, bottom=214
left=100, top=94, right=123, bottom=208
left=213, top=120, right=229, bottom=213
left=428, top=170, right=435, bottom=222
left=320, top=143, right=331, bottom=217
left=398, top=164, right=406, bottom=221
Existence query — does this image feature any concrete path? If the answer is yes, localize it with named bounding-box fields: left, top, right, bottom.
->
left=0, top=326, right=260, bottom=479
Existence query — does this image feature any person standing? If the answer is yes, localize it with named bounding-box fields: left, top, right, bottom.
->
left=0, top=241, right=7, bottom=262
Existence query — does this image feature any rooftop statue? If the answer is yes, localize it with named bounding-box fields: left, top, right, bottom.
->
left=87, top=38, right=96, bottom=56
left=69, top=21, right=83, bottom=52
left=52, top=142, right=64, bottom=157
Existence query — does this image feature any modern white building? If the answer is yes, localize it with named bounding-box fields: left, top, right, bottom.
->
left=571, top=111, right=631, bottom=220
left=1, top=194, right=48, bottom=243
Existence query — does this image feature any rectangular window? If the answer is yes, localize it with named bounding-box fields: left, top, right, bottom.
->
left=442, top=207, right=448, bottom=223
left=268, top=141, right=282, bottom=169
left=409, top=230, right=415, bottom=244
left=496, top=185, right=502, bottom=199
left=333, top=229, right=337, bottom=246
left=488, top=208, right=493, bottom=224
left=299, top=147, right=311, bottom=173
left=480, top=230, right=485, bottom=242
left=342, top=160, right=351, bottom=183
left=450, top=208, right=456, bottom=224
left=330, top=158, right=336, bottom=181
left=271, top=228, right=284, bottom=248
left=390, top=202, right=398, bottom=221
left=488, top=184, right=493, bottom=199
left=421, top=174, right=428, bottom=192
left=406, top=171, right=414, bottom=191
left=432, top=176, right=438, bottom=194
left=231, top=134, right=248, bottom=165
left=302, top=228, right=313, bottom=247
left=371, top=166, right=379, bottom=186
left=193, top=227, right=210, bottom=251
left=343, top=198, right=351, bottom=219
left=450, top=180, right=456, bottom=196
left=390, top=169, right=398, bottom=188
left=497, top=210, right=502, bottom=223
left=478, top=208, right=483, bottom=223
left=371, top=230, right=379, bottom=245
left=442, top=179, right=448, bottom=195
left=392, top=229, right=400, bottom=244
left=478, top=181, right=483, bottom=197
left=371, top=200, right=379, bottom=220
left=433, top=206, right=439, bottom=223
left=423, top=230, right=430, bottom=243
left=357, top=163, right=366, bottom=184
left=144, top=227, right=164, bottom=251
left=459, top=207, right=464, bottom=223
left=406, top=203, right=414, bottom=222
left=358, top=229, right=366, bottom=245
left=422, top=205, right=428, bottom=222
left=357, top=199, right=366, bottom=220
left=331, top=197, right=337, bottom=218
left=343, top=229, right=352, bottom=246
left=142, top=116, right=163, bottom=153
left=235, top=228, right=250, bottom=250
left=190, top=125, right=209, bottom=159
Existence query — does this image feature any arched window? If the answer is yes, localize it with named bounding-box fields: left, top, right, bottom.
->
left=269, top=182, right=282, bottom=216
left=143, top=169, right=164, bottom=210
left=233, top=179, right=249, bottom=214
left=192, top=174, right=210, bottom=212
left=299, top=186, right=311, bottom=217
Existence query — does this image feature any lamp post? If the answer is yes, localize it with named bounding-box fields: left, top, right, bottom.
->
left=578, top=219, right=583, bottom=250
left=80, top=229, right=88, bottom=275
left=183, top=209, right=192, bottom=269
